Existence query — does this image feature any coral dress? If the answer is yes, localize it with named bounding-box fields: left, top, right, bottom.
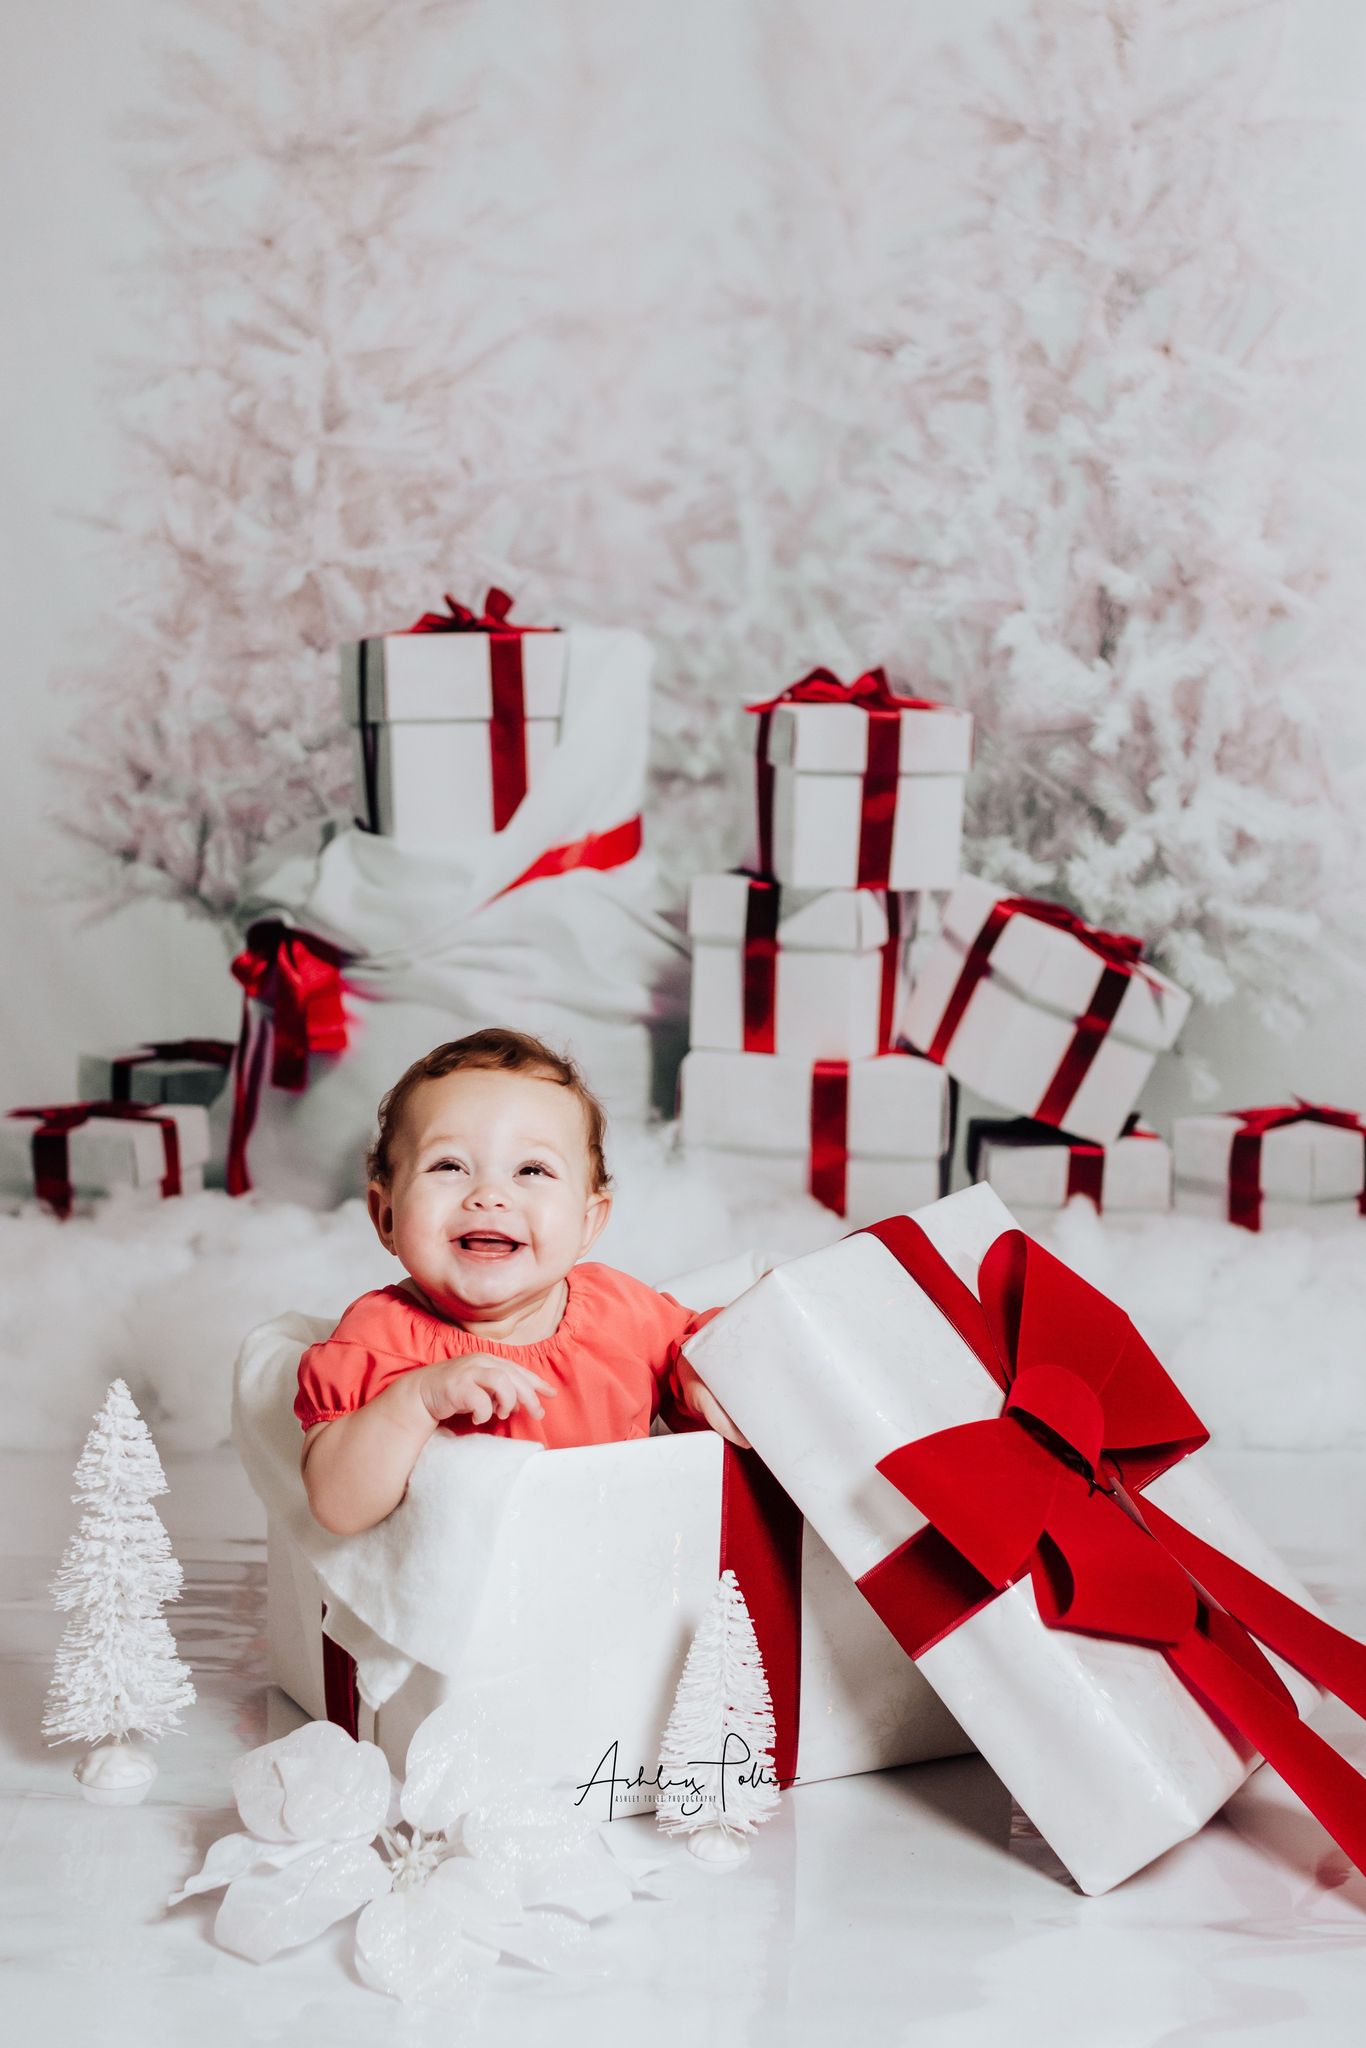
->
left=295, top=1263, right=714, bottom=1448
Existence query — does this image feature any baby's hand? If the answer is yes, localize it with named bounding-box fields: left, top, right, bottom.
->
left=417, top=1353, right=558, bottom=1429
left=674, top=1353, right=751, bottom=1450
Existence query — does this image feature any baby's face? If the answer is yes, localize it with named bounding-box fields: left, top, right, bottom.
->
left=368, top=1066, right=611, bottom=1322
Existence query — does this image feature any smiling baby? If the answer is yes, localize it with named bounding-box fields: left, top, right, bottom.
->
left=297, top=1028, right=747, bottom=1536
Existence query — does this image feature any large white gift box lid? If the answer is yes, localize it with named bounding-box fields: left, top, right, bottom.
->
left=903, top=875, right=1191, bottom=1144
left=682, top=1184, right=1330, bottom=1894
left=235, top=1261, right=971, bottom=1803
left=687, top=873, right=912, bottom=1061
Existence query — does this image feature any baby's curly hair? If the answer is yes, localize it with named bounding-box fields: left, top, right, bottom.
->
left=366, top=1028, right=611, bottom=1192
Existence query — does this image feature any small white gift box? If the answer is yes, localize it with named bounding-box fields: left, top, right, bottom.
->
left=683, top=1184, right=1346, bottom=1895
left=687, top=872, right=914, bottom=1061
left=1174, top=1107, right=1366, bottom=1232
left=748, top=673, right=973, bottom=891
left=77, top=1039, right=234, bottom=1110
left=342, top=595, right=570, bottom=844
left=969, top=1116, right=1172, bottom=1218
left=903, top=875, right=1191, bottom=1144
left=2, top=1100, right=210, bottom=1216
left=237, top=1303, right=971, bottom=1806
left=677, top=1047, right=953, bottom=1224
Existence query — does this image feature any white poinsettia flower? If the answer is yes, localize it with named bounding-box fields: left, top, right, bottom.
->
left=169, top=1706, right=670, bottom=2002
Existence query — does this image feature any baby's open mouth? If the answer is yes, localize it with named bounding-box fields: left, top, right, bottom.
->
left=453, top=1231, right=525, bottom=1258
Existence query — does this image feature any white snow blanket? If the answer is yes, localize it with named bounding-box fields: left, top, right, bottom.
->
left=232, top=625, right=690, bottom=1205
left=230, top=1251, right=770, bottom=1704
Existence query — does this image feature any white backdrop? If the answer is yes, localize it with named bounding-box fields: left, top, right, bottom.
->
left=2, top=0, right=1364, bottom=1122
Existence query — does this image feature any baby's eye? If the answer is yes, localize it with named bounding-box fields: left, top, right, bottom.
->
left=429, top=1158, right=467, bottom=1174
left=518, top=1161, right=552, bottom=1178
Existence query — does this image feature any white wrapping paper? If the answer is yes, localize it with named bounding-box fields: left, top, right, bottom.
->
left=682, top=1182, right=1323, bottom=1894
left=1, top=1101, right=210, bottom=1208
left=687, top=874, right=913, bottom=1060
left=752, top=701, right=972, bottom=891
left=903, top=876, right=1191, bottom=1144
left=342, top=628, right=570, bottom=845
left=677, top=1048, right=952, bottom=1226
left=1174, top=1112, right=1366, bottom=1230
left=970, top=1119, right=1172, bottom=1215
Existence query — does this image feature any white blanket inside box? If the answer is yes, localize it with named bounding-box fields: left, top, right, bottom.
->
left=687, top=872, right=916, bottom=1061
left=677, top=1047, right=954, bottom=1224
left=235, top=1312, right=971, bottom=1808
left=903, top=875, right=1191, bottom=1145
left=682, top=1182, right=1366, bottom=1894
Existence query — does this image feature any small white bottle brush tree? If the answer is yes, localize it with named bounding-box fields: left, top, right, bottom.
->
left=44, top=1380, right=196, bottom=1804
left=657, top=1570, right=780, bottom=1867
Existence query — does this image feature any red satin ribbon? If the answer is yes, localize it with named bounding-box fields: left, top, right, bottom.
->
left=107, top=1039, right=235, bottom=1103
left=489, top=814, right=644, bottom=900
left=320, top=1440, right=806, bottom=1788
left=748, top=668, right=952, bottom=888
left=405, top=589, right=557, bottom=833
left=809, top=1060, right=850, bottom=1215
left=925, top=894, right=1156, bottom=1130
left=225, top=924, right=351, bottom=1197
left=1225, top=1100, right=1366, bottom=1232
left=9, top=1100, right=184, bottom=1218
left=853, top=1216, right=1366, bottom=1878
left=738, top=879, right=902, bottom=1056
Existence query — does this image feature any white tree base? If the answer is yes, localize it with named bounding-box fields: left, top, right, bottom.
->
left=686, top=1824, right=750, bottom=1869
left=74, top=1740, right=158, bottom=1806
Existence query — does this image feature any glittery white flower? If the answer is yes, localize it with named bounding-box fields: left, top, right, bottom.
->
left=170, top=1707, right=669, bottom=2004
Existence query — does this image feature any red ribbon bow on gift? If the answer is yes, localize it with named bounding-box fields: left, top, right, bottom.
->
left=858, top=1218, right=1366, bottom=1876
left=745, top=665, right=949, bottom=717
left=924, top=894, right=1162, bottom=1131
left=225, top=924, right=350, bottom=1197
left=409, top=589, right=548, bottom=636
left=10, top=1100, right=184, bottom=1217
left=1226, top=1099, right=1366, bottom=1230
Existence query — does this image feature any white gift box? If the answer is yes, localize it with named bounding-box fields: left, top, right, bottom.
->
left=1, top=1100, right=210, bottom=1212
left=682, top=1184, right=1326, bottom=1894
left=970, top=1117, right=1172, bottom=1217
left=78, top=1042, right=233, bottom=1190
left=687, top=873, right=914, bottom=1060
left=677, top=1047, right=953, bottom=1224
left=342, top=622, right=570, bottom=844
left=903, top=875, right=1191, bottom=1144
left=241, top=1314, right=970, bottom=1805
left=1174, top=1111, right=1366, bottom=1232
left=751, top=696, right=972, bottom=891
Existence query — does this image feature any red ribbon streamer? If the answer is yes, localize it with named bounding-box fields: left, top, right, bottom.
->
left=9, top=1100, right=184, bottom=1218
left=808, top=1060, right=850, bottom=1215
left=490, top=815, right=644, bottom=900
left=320, top=1440, right=806, bottom=1788
left=747, top=668, right=953, bottom=890
left=924, top=894, right=1154, bottom=1131
left=852, top=1216, right=1366, bottom=1879
left=1225, top=1100, right=1366, bottom=1232
left=107, top=1039, right=235, bottom=1103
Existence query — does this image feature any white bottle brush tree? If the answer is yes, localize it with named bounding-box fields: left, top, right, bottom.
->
left=44, top=1381, right=196, bottom=1804
left=657, top=1570, right=780, bottom=1866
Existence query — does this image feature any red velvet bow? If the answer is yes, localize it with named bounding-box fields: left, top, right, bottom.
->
left=877, top=1231, right=1209, bottom=1642
left=409, top=589, right=547, bottom=635
left=230, top=923, right=349, bottom=1092
left=746, top=666, right=948, bottom=717
left=859, top=1218, right=1366, bottom=1876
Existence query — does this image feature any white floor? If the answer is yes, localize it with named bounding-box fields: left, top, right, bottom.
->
left=3, top=1447, right=1366, bottom=2048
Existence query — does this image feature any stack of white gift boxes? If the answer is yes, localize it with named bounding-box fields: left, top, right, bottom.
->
left=677, top=668, right=973, bottom=1225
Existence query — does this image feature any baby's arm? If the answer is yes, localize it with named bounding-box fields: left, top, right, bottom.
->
left=300, top=1355, right=556, bottom=1536
left=670, top=1349, right=751, bottom=1449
